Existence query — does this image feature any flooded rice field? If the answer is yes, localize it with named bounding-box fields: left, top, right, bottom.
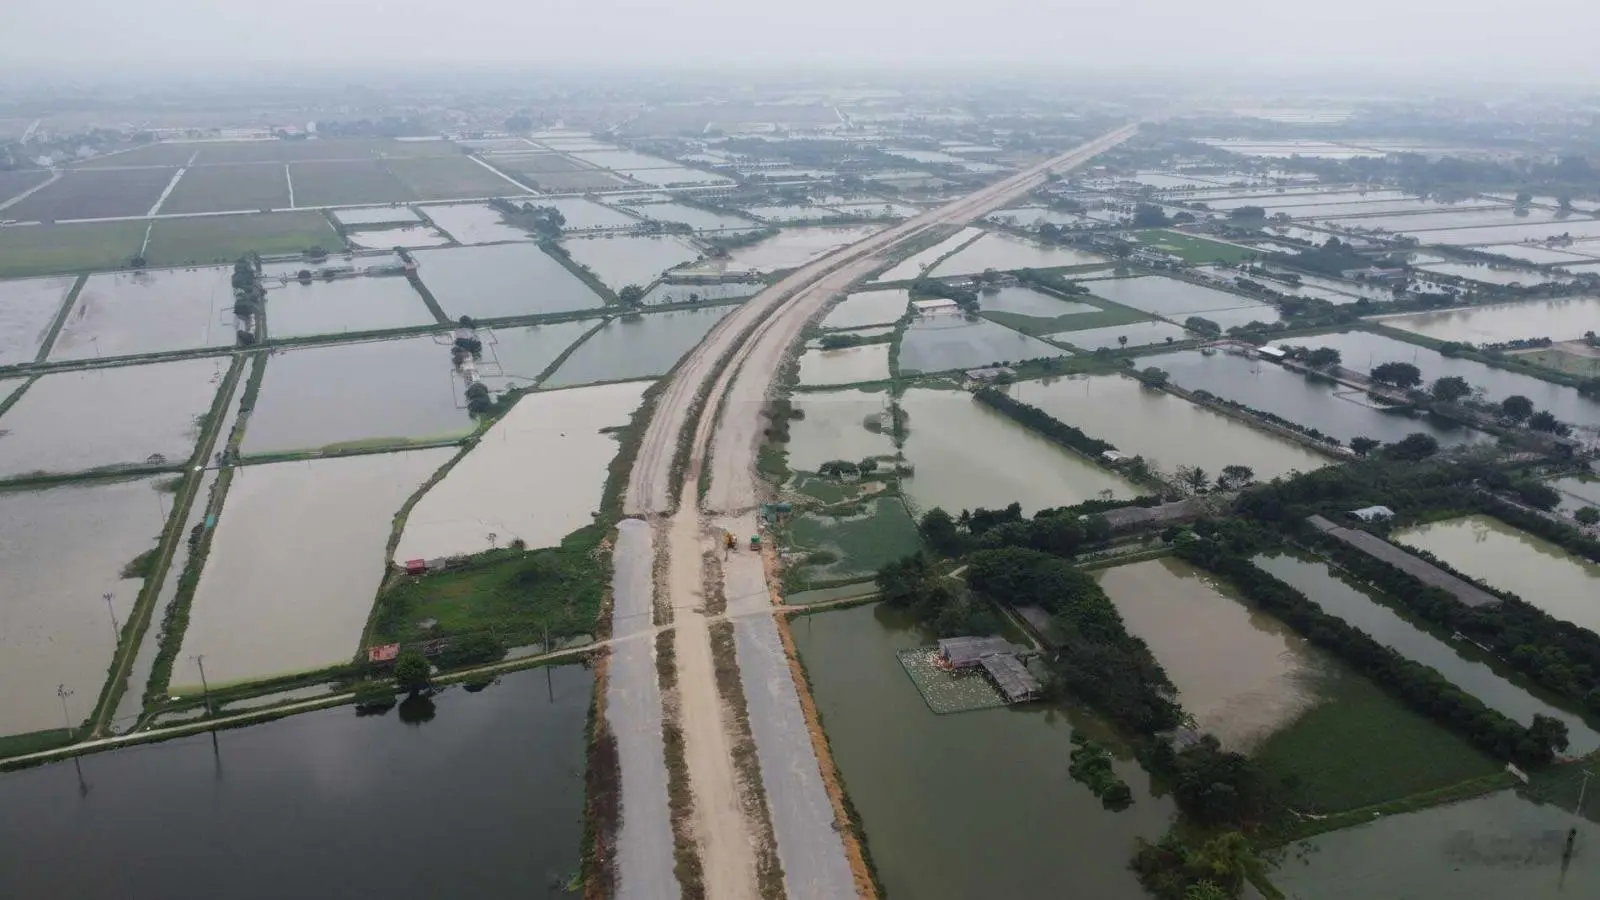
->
left=621, top=202, right=756, bottom=232
left=820, top=289, right=909, bottom=330
left=898, top=387, right=1135, bottom=516
left=543, top=306, right=731, bottom=388
left=241, top=336, right=471, bottom=456
left=0, top=664, right=592, bottom=900
left=395, top=381, right=647, bottom=559
left=331, top=206, right=420, bottom=226
left=710, top=225, right=884, bottom=274
left=1549, top=476, right=1600, bottom=515
left=871, top=226, right=983, bottom=282
left=263, top=276, right=435, bottom=339
left=1483, top=243, right=1597, bottom=265
left=50, top=268, right=233, bottom=361
left=419, top=203, right=532, bottom=244
left=346, top=226, right=453, bottom=250
left=1255, top=552, right=1600, bottom=754
left=927, top=232, right=1106, bottom=275
left=1374, top=296, right=1600, bottom=345
left=1394, top=515, right=1600, bottom=636
left=898, top=315, right=1066, bottom=374
left=640, top=280, right=760, bottom=306
left=619, top=167, right=731, bottom=187
left=1044, top=319, right=1190, bottom=350
left=1308, top=330, right=1600, bottom=429
left=561, top=234, right=700, bottom=290
left=782, top=388, right=896, bottom=473
left=1152, top=349, right=1488, bottom=447
left=743, top=204, right=836, bottom=224
left=1271, top=790, right=1599, bottom=899
left=1416, top=261, right=1566, bottom=286
left=978, top=285, right=1099, bottom=318
left=1331, top=207, right=1563, bottom=233
left=0, top=276, right=74, bottom=366
left=470, top=319, right=595, bottom=394
left=796, top=342, right=891, bottom=386
left=535, top=198, right=639, bottom=231
left=986, top=206, right=1097, bottom=229
left=1411, top=218, right=1600, bottom=246
left=791, top=602, right=1174, bottom=900
left=1084, top=275, right=1273, bottom=321
left=1006, top=375, right=1328, bottom=480
left=0, top=477, right=166, bottom=738
left=0, top=357, right=223, bottom=478
left=176, top=448, right=455, bottom=687
left=414, top=244, right=605, bottom=319
left=1202, top=190, right=1411, bottom=210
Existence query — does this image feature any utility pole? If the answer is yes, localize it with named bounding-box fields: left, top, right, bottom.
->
left=1577, top=769, right=1594, bottom=818
left=191, top=655, right=213, bottom=717
left=56, top=684, right=74, bottom=737
left=103, top=592, right=119, bottom=641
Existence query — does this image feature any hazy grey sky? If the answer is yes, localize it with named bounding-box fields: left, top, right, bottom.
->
left=2, top=0, right=1596, bottom=79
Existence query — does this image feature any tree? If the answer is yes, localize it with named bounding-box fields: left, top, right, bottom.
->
left=1528, top=410, right=1569, bottom=435
left=352, top=680, right=396, bottom=715
left=1500, top=394, right=1535, bottom=422
left=920, top=508, right=965, bottom=557
left=1217, top=465, right=1255, bottom=490
left=618, top=284, right=645, bottom=306
left=1430, top=375, right=1473, bottom=404
left=394, top=651, right=431, bottom=694
left=1371, top=361, right=1423, bottom=389
left=1305, top=347, right=1341, bottom=369
left=1576, top=507, right=1600, bottom=526
left=1132, top=203, right=1169, bottom=228
left=1515, top=191, right=1533, bottom=205
left=1349, top=436, right=1381, bottom=457
left=1229, top=206, right=1267, bottom=221
left=1181, top=467, right=1210, bottom=491
left=1528, top=713, right=1571, bottom=759
left=1385, top=432, right=1440, bottom=461
left=1512, top=480, right=1562, bottom=510
left=1184, top=882, right=1230, bottom=900
left=1137, top=367, right=1170, bottom=387
left=1118, top=335, right=1129, bottom=349
left=1184, top=316, right=1222, bottom=338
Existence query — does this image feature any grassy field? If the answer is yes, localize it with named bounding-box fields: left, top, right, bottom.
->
left=158, top=163, right=291, bottom=214
left=785, top=494, right=922, bottom=588
left=144, top=211, right=339, bottom=267
left=85, top=138, right=463, bottom=167
left=0, top=169, right=51, bottom=204
left=1253, top=668, right=1500, bottom=813
left=0, top=220, right=147, bottom=277
left=288, top=160, right=415, bottom=207
left=369, top=524, right=606, bottom=646
left=1509, top=346, right=1600, bottom=378
left=1133, top=229, right=1256, bottom=265
left=387, top=156, right=522, bottom=200
left=5, top=168, right=176, bottom=221
left=982, top=304, right=1152, bottom=338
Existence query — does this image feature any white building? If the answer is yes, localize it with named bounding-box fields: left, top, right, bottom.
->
left=912, top=298, right=960, bottom=317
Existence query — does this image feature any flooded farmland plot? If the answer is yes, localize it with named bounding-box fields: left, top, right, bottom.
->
left=1152, top=349, right=1488, bottom=447
left=394, top=380, right=647, bottom=559
left=0, top=477, right=167, bottom=738
left=241, top=336, right=473, bottom=455
left=898, top=387, right=1135, bottom=516
left=1394, top=515, right=1600, bottom=635
left=782, top=388, right=897, bottom=473
left=1084, top=275, right=1274, bottom=323
left=0, top=276, right=74, bottom=365
left=621, top=202, right=757, bottom=232
left=928, top=232, right=1107, bottom=275
left=819, top=289, right=909, bottom=329
left=619, top=167, right=730, bottom=187
left=560, top=234, right=700, bottom=290
left=871, top=227, right=984, bottom=282
left=639, top=280, right=760, bottom=306
left=470, top=319, right=596, bottom=394
left=176, top=448, right=455, bottom=688
left=796, top=343, right=891, bottom=386
left=1255, top=552, right=1600, bottom=753
left=1482, top=243, right=1597, bottom=265
left=743, top=205, right=836, bottom=224
left=49, top=268, right=234, bottom=361
left=791, top=603, right=1174, bottom=900
left=1271, top=790, right=1600, bottom=899
left=1045, top=319, right=1190, bottom=350
left=786, top=497, right=922, bottom=584
left=1409, top=218, right=1600, bottom=246
left=414, top=243, right=606, bottom=319
left=977, top=285, right=1099, bottom=318
left=0, top=357, right=224, bottom=478
left=706, top=225, right=885, bottom=274
left=331, top=206, right=421, bottom=226
left=418, top=203, right=533, bottom=244
left=1096, top=558, right=1324, bottom=750
left=543, top=306, right=732, bottom=388
left=898, top=315, right=1067, bottom=374
left=1415, top=261, right=1567, bottom=286
left=1374, top=296, right=1600, bottom=345
left=1006, top=375, right=1328, bottom=481
left=345, top=226, right=453, bottom=250
left=1549, top=475, right=1600, bottom=515
left=1331, top=207, right=1564, bottom=233
left=534, top=197, right=641, bottom=231
left=1308, top=330, right=1600, bottom=430
left=0, top=664, right=592, bottom=900
left=261, top=276, right=435, bottom=339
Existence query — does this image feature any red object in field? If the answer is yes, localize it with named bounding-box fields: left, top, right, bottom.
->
left=404, top=558, right=427, bottom=575
left=367, top=643, right=400, bottom=664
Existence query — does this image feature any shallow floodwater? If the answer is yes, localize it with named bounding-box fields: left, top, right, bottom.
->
left=782, top=388, right=897, bottom=473
left=0, top=477, right=166, bottom=737
left=713, top=225, right=883, bottom=274
left=819, top=289, right=909, bottom=330
left=561, top=234, right=700, bottom=290
left=928, top=231, right=1107, bottom=275
left=640, top=281, right=761, bottom=306
left=177, top=448, right=455, bottom=687
left=543, top=306, right=731, bottom=388
left=471, top=319, right=596, bottom=393
left=1006, top=375, right=1328, bottom=481
left=1394, top=515, right=1600, bottom=636
left=395, top=381, right=646, bottom=559
left=899, top=315, right=1066, bottom=374
left=796, top=343, right=891, bottom=386
left=978, top=285, right=1098, bottom=318
left=0, top=664, right=592, bottom=900
left=415, top=243, right=605, bottom=319
left=1272, top=790, right=1599, bottom=899
left=242, top=336, right=472, bottom=455
left=1416, top=261, right=1566, bottom=287
left=622, top=202, right=758, bottom=232
left=331, top=205, right=420, bottom=226
left=0, top=276, right=74, bottom=365
left=1096, top=558, right=1323, bottom=750
left=898, top=387, right=1135, bottom=516
left=1046, top=319, right=1188, bottom=350
left=263, top=276, right=435, bottom=339
left=791, top=602, right=1174, bottom=900
left=536, top=197, right=640, bottom=231
left=0, top=357, right=223, bottom=478
left=420, top=202, right=533, bottom=244
left=50, top=268, right=233, bottom=361
left=1153, top=349, right=1487, bottom=447
left=1085, top=275, right=1272, bottom=320
left=346, top=225, right=454, bottom=249
left=871, top=227, right=983, bottom=282
left=1376, top=296, right=1600, bottom=345
left=1256, top=551, right=1600, bottom=754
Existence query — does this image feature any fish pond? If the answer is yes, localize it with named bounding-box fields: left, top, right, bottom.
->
left=1374, top=296, right=1600, bottom=345
left=796, top=343, right=891, bottom=387
left=262, top=276, right=435, bottom=339
left=1045, top=319, right=1190, bottom=350
left=0, top=276, right=74, bottom=365
left=542, top=306, right=731, bottom=388
left=781, top=388, right=897, bottom=474
left=414, top=243, right=606, bottom=319
left=470, top=319, right=597, bottom=394
left=420, top=203, right=534, bottom=244
left=871, top=227, right=983, bottom=282
left=899, top=315, right=1067, bottom=374
left=50, top=268, right=234, bottom=361
left=712, top=225, right=884, bottom=274
left=928, top=232, right=1106, bottom=275
left=560, top=234, right=700, bottom=291
left=819, top=289, right=909, bottom=330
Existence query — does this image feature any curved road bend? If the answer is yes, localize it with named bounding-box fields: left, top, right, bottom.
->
left=615, top=125, right=1139, bottom=899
